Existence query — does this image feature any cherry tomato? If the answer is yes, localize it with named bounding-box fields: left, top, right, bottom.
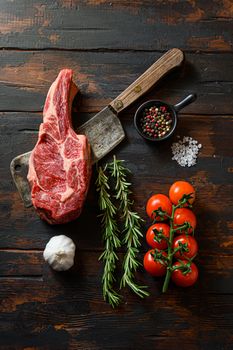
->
left=146, top=223, right=170, bottom=250
left=143, top=249, right=167, bottom=277
left=146, top=194, right=172, bottom=221
left=171, top=261, right=198, bottom=287
left=169, top=181, right=195, bottom=206
left=173, top=235, right=198, bottom=260
left=174, top=208, right=197, bottom=234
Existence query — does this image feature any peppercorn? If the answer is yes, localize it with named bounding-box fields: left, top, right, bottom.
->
left=139, top=105, right=173, bottom=139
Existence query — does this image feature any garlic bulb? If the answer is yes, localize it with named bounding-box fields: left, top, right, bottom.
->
left=43, top=235, right=76, bottom=271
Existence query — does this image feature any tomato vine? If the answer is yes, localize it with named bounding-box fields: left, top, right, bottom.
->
left=148, top=191, right=198, bottom=292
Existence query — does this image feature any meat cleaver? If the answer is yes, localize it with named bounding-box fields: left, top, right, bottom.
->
left=10, top=48, right=184, bottom=207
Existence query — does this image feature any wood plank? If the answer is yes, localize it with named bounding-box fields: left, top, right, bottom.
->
left=1, top=291, right=232, bottom=350
left=0, top=112, right=232, bottom=255
left=0, top=250, right=233, bottom=293
left=0, top=50, right=232, bottom=114
left=0, top=250, right=43, bottom=277
left=0, top=0, right=232, bottom=52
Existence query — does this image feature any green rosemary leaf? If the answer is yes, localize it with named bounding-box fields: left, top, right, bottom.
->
left=107, top=156, right=149, bottom=299
left=96, top=165, right=122, bottom=308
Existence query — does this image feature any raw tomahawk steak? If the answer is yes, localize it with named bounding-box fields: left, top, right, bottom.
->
left=28, top=69, right=92, bottom=224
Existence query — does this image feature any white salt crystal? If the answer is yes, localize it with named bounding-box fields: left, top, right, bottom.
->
left=171, top=136, right=202, bottom=167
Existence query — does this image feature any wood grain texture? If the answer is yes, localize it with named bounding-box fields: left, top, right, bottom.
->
left=0, top=0, right=233, bottom=349
left=0, top=0, right=232, bottom=52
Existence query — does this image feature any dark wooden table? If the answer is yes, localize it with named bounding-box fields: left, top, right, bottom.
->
left=0, top=1, right=233, bottom=349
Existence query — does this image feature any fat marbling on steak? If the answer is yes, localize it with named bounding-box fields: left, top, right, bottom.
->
left=28, top=69, right=92, bottom=224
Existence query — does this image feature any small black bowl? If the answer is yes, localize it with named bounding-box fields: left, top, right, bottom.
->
left=134, top=94, right=197, bottom=142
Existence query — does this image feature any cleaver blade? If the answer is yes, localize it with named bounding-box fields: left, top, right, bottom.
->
left=77, top=106, right=125, bottom=163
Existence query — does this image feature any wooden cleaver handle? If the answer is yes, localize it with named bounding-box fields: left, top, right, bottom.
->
left=109, top=48, right=184, bottom=113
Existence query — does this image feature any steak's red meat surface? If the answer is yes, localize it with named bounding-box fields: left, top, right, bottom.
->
left=28, top=69, right=92, bottom=224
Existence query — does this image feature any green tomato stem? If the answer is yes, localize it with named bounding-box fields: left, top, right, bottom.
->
left=161, top=195, right=194, bottom=293
left=162, top=203, right=179, bottom=293
left=172, top=223, right=190, bottom=233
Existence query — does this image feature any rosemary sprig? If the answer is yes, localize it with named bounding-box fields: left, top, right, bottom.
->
left=96, top=165, right=122, bottom=308
left=108, top=156, right=149, bottom=298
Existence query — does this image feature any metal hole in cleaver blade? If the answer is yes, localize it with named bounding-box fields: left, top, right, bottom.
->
left=10, top=152, right=32, bottom=208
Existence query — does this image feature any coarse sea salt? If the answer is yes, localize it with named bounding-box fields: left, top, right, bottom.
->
left=171, top=136, right=202, bottom=167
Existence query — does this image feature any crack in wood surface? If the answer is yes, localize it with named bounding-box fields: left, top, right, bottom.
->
left=0, top=248, right=43, bottom=253
left=0, top=275, right=43, bottom=280
left=1, top=47, right=233, bottom=54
